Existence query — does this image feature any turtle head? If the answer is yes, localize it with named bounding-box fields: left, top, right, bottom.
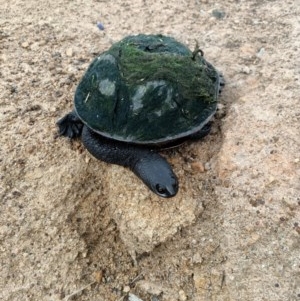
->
left=132, top=152, right=179, bottom=198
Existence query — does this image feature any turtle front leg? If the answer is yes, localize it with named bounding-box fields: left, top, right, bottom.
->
left=81, top=126, right=178, bottom=198
left=56, top=110, right=84, bottom=138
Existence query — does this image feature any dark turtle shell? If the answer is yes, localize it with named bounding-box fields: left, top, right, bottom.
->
left=74, top=34, right=220, bottom=145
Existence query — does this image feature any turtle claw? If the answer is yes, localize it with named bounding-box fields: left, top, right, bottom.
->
left=56, top=112, right=83, bottom=139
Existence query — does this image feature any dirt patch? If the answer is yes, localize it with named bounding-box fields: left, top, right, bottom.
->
left=1, top=1, right=299, bottom=300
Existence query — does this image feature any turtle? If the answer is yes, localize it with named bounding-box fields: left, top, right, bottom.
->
left=57, top=34, right=224, bottom=198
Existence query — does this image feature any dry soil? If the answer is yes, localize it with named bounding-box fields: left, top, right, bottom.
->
left=1, top=1, right=299, bottom=301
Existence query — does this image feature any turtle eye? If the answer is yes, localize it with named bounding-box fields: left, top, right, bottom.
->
left=155, top=184, right=166, bottom=195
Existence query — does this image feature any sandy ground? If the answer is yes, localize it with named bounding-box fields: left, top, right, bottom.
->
left=1, top=0, right=299, bottom=300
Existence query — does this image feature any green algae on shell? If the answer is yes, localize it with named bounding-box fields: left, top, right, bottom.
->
left=74, top=34, right=220, bottom=145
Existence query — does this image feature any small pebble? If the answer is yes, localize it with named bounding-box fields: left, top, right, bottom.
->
left=123, top=285, right=130, bottom=293
left=30, top=42, right=39, bottom=51
left=256, top=47, right=265, bottom=58
left=179, top=289, right=187, bottom=301
left=212, top=9, right=225, bottom=19
left=268, top=176, right=275, bottom=183
left=193, top=252, right=203, bottom=264
left=241, top=66, right=251, bottom=74
left=21, top=41, right=29, bottom=48
left=217, top=103, right=225, bottom=110
left=191, top=161, right=205, bottom=173
left=93, top=270, right=103, bottom=283
left=66, top=48, right=73, bottom=57
left=128, top=293, right=144, bottom=301
left=204, top=162, right=211, bottom=170
left=97, top=21, right=105, bottom=30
